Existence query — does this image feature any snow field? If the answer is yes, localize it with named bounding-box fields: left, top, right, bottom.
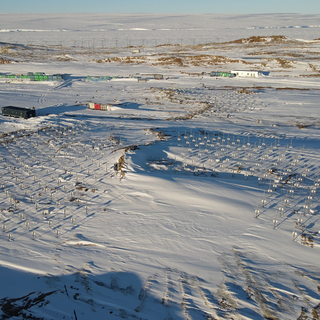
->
left=0, top=82, right=320, bottom=319
left=0, top=13, right=320, bottom=320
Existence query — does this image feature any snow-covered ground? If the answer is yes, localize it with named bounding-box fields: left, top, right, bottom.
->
left=0, top=14, right=320, bottom=320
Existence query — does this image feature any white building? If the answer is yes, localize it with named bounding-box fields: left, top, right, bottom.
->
left=231, top=70, right=261, bottom=77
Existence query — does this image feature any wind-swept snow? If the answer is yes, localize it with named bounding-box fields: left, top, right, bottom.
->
left=0, top=13, right=320, bottom=320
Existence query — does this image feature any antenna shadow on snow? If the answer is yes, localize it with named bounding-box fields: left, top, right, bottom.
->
left=0, top=265, right=201, bottom=320
left=0, top=265, right=144, bottom=319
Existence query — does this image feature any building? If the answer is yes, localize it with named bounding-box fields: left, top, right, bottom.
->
left=231, top=70, right=261, bottom=77
left=210, top=72, right=236, bottom=78
left=88, top=103, right=113, bottom=111
left=2, top=106, right=36, bottom=119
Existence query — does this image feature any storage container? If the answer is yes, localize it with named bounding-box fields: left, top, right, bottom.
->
left=2, top=106, right=36, bottom=119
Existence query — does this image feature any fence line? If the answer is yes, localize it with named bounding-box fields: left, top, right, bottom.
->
left=13, top=37, right=222, bottom=50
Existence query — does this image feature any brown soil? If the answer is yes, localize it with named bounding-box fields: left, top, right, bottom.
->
left=0, top=58, right=12, bottom=64
left=275, top=88, right=310, bottom=91
left=94, top=54, right=240, bottom=67
left=115, top=154, right=126, bottom=180
left=300, top=74, right=320, bottom=77
left=166, top=102, right=212, bottom=121
left=230, top=35, right=288, bottom=44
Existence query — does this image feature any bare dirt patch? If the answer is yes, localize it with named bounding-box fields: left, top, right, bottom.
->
left=114, top=154, right=126, bottom=180
left=275, top=87, right=310, bottom=91
left=0, top=58, right=12, bottom=64
left=300, top=74, right=320, bottom=77
left=229, top=35, right=288, bottom=44
left=94, top=54, right=240, bottom=67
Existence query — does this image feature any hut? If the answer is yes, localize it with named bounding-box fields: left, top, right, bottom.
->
left=2, top=106, right=36, bottom=119
left=210, top=72, right=236, bottom=77
left=231, top=70, right=261, bottom=77
left=88, top=103, right=113, bottom=111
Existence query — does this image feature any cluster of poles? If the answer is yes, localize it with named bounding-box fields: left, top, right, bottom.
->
left=0, top=120, right=122, bottom=242
left=173, top=129, right=319, bottom=243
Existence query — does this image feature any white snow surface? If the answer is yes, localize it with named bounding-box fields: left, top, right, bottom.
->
left=0, top=13, right=320, bottom=320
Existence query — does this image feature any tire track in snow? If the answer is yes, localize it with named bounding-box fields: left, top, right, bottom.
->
left=218, top=249, right=320, bottom=319
left=179, top=278, right=191, bottom=320
left=232, top=249, right=281, bottom=320
left=162, top=268, right=169, bottom=306
left=38, top=93, right=47, bottom=105
left=162, top=268, right=219, bottom=319
left=135, top=275, right=154, bottom=312
left=53, top=79, right=74, bottom=90
left=179, top=272, right=220, bottom=320
left=218, top=251, right=255, bottom=319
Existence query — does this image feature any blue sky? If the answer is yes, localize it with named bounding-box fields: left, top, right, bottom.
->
left=1, top=0, right=319, bottom=14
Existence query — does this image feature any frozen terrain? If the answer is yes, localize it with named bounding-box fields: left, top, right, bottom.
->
left=0, top=14, right=320, bottom=320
